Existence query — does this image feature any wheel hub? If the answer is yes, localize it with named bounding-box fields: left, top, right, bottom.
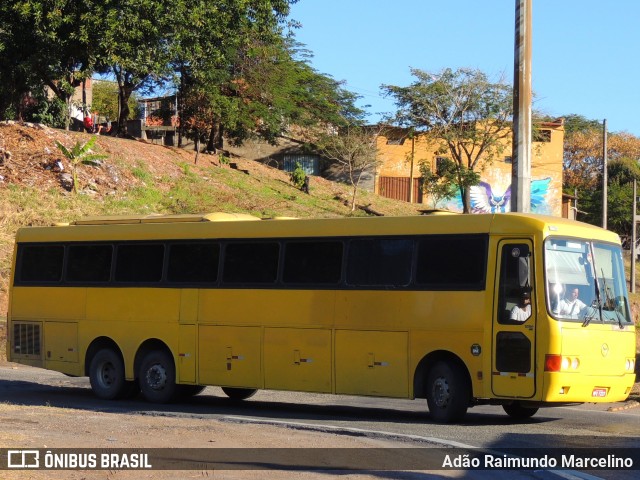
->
left=100, top=362, right=115, bottom=387
left=146, top=364, right=167, bottom=390
left=432, top=376, right=451, bottom=407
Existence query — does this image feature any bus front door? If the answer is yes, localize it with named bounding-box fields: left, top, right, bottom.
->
left=491, top=240, right=536, bottom=398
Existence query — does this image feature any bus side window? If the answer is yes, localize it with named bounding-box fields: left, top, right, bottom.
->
left=67, top=244, right=112, bottom=282
left=283, top=241, right=343, bottom=285
left=222, top=242, right=279, bottom=284
left=18, top=244, right=64, bottom=283
left=346, top=238, right=413, bottom=287
left=167, top=243, right=220, bottom=283
left=115, top=244, right=164, bottom=283
left=415, top=235, right=487, bottom=290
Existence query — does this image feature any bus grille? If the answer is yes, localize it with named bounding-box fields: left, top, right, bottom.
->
left=12, top=323, right=41, bottom=357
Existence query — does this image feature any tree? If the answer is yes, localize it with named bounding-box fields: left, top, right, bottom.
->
left=91, top=0, right=180, bottom=136
left=578, top=157, right=640, bottom=236
left=564, top=115, right=640, bottom=192
left=382, top=68, right=513, bottom=213
left=562, top=115, right=640, bottom=229
left=0, top=0, right=95, bottom=127
left=315, top=125, right=381, bottom=212
left=419, top=158, right=476, bottom=209
left=172, top=7, right=361, bottom=153
left=91, top=79, right=140, bottom=122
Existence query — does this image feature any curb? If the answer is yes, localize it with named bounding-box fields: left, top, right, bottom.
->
left=608, top=400, right=640, bottom=412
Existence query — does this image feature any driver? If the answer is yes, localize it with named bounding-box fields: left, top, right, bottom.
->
left=557, top=287, right=586, bottom=319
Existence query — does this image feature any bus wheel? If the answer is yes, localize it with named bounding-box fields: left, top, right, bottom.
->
left=503, top=402, right=538, bottom=419
left=426, top=361, right=470, bottom=423
left=139, top=350, right=176, bottom=403
left=89, top=349, right=126, bottom=400
left=221, top=387, right=257, bottom=401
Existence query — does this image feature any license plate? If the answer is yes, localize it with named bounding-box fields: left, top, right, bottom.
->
left=592, top=388, right=607, bottom=398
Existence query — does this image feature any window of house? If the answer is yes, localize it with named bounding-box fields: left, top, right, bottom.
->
left=533, top=129, right=551, bottom=142
left=435, top=157, right=451, bottom=175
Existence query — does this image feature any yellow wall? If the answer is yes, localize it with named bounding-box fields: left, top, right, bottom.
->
left=375, top=123, right=564, bottom=216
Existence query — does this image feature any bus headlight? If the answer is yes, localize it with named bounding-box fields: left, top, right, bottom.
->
left=626, top=358, right=635, bottom=372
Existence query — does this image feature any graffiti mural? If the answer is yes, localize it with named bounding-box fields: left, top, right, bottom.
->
left=443, top=177, right=555, bottom=215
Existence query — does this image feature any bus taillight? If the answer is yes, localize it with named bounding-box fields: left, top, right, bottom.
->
left=544, top=354, right=562, bottom=372
left=545, top=354, right=581, bottom=372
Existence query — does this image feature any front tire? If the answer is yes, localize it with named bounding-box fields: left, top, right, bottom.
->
left=426, top=361, right=470, bottom=423
left=139, top=350, right=177, bottom=403
left=503, top=402, right=539, bottom=419
left=89, top=349, right=126, bottom=400
left=221, top=387, right=257, bottom=401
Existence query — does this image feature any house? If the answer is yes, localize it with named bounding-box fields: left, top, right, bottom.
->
left=374, top=120, right=565, bottom=216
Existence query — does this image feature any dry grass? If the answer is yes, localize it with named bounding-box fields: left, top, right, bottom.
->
left=0, top=123, right=420, bottom=316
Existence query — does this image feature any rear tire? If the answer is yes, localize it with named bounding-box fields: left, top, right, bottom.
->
left=139, top=350, right=176, bottom=403
left=503, top=402, right=539, bottom=419
left=89, top=349, right=126, bottom=400
left=426, top=361, right=470, bottom=423
left=221, top=387, right=257, bottom=401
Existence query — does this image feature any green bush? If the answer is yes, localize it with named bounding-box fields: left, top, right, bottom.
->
left=289, top=162, right=306, bottom=189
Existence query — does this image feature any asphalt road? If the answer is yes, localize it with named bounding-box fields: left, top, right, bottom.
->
left=1, top=364, right=638, bottom=479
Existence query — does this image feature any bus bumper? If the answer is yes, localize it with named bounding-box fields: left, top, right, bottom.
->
left=543, top=372, right=636, bottom=403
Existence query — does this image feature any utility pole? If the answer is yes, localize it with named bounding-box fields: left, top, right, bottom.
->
left=511, top=0, right=533, bottom=213
left=408, top=131, right=415, bottom=203
left=631, top=179, right=636, bottom=293
left=602, top=119, right=608, bottom=229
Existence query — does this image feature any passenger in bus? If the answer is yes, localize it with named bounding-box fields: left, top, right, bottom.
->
left=557, top=287, right=586, bottom=319
left=510, top=291, right=532, bottom=322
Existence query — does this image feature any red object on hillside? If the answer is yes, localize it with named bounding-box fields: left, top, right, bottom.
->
left=83, top=116, right=94, bottom=131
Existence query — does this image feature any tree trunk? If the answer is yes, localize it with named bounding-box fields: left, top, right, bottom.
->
left=194, top=135, right=201, bottom=164
left=350, top=185, right=358, bottom=212
left=117, top=84, right=132, bottom=136
left=462, top=186, right=471, bottom=213
left=208, top=121, right=224, bottom=152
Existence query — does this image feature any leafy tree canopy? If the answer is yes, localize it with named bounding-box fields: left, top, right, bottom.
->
left=382, top=68, right=512, bottom=212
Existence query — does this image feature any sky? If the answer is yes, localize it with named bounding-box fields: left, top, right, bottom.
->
left=289, top=0, right=640, bottom=136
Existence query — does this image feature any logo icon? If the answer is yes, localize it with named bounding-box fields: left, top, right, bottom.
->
left=8, top=450, right=40, bottom=468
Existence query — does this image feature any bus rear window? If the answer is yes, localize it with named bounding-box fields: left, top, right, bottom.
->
left=18, top=245, right=64, bottom=282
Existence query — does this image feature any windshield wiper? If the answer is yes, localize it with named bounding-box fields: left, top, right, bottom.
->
left=583, top=246, right=603, bottom=327
left=601, top=268, right=625, bottom=329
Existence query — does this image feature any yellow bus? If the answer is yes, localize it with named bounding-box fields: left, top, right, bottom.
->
left=6, top=212, right=637, bottom=422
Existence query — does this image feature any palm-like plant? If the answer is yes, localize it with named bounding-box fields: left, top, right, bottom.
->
left=55, top=136, right=107, bottom=193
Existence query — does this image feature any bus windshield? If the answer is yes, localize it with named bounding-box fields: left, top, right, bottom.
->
left=545, top=238, right=632, bottom=326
